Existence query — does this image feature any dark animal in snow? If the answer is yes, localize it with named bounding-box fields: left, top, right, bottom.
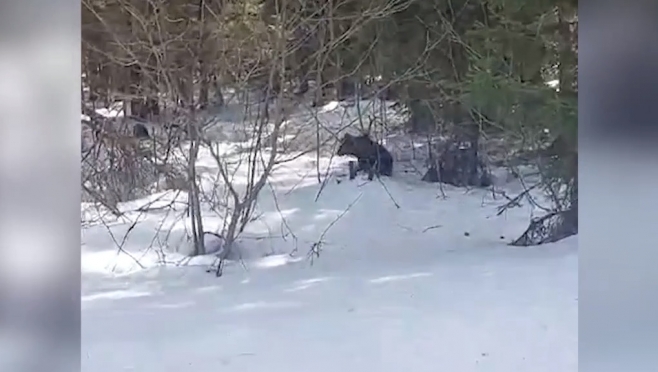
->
left=337, top=133, right=393, bottom=179
left=133, top=123, right=150, bottom=139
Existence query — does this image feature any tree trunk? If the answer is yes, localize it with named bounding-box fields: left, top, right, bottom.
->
left=211, top=74, right=224, bottom=107
left=187, top=107, right=205, bottom=256
left=557, top=4, right=577, bottom=95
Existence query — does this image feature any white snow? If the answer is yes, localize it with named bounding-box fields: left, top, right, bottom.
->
left=81, top=99, right=577, bottom=372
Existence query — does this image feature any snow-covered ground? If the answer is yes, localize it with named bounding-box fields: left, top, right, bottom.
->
left=81, top=100, right=577, bottom=372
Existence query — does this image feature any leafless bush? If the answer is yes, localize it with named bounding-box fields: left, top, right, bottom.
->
left=81, top=102, right=192, bottom=211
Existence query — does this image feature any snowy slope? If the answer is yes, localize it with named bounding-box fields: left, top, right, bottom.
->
left=81, top=100, right=577, bottom=372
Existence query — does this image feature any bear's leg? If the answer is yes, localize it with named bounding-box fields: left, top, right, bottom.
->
left=348, top=161, right=357, bottom=180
